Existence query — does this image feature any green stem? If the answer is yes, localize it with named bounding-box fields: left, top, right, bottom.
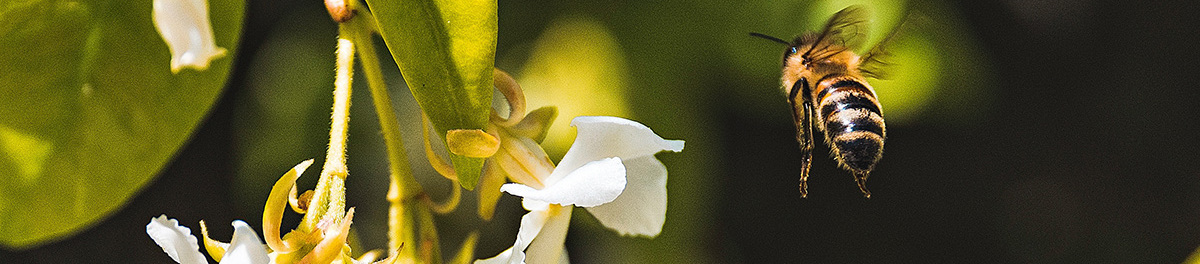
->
left=345, top=10, right=425, bottom=261
left=416, top=201, right=443, bottom=264
left=347, top=8, right=421, bottom=199
left=391, top=199, right=418, bottom=262
left=299, top=24, right=355, bottom=233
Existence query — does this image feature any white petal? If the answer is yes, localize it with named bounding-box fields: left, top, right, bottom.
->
left=219, top=220, right=270, bottom=264
left=153, top=0, right=227, bottom=73
left=474, top=246, right=517, bottom=264
left=522, top=198, right=550, bottom=212
left=545, top=116, right=683, bottom=185
left=476, top=208, right=551, bottom=264
left=524, top=206, right=572, bottom=264
left=501, top=158, right=626, bottom=207
left=585, top=156, right=669, bottom=237
left=146, top=215, right=209, bottom=264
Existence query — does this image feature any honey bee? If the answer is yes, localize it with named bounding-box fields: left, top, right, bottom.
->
left=753, top=5, right=907, bottom=198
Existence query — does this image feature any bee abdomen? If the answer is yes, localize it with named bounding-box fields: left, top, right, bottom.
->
left=816, top=79, right=886, bottom=173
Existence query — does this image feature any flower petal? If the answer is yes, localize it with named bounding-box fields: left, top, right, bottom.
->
left=508, top=106, right=558, bottom=143
left=147, top=215, right=209, bottom=264
left=501, top=158, right=626, bottom=207
left=473, top=246, right=516, bottom=264
left=219, top=220, right=270, bottom=264
left=199, top=220, right=229, bottom=262
left=494, top=130, right=555, bottom=189
left=522, top=199, right=549, bottom=212
left=477, top=160, right=508, bottom=220
left=585, top=156, right=669, bottom=237
left=152, top=0, right=227, bottom=73
left=476, top=208, right=551, bottom=264
left=298, top=208, right=354, bottom=264
left=524, top=205, right=572, bottom=264
left=546, top=116, right=683, bottom=186
left=264, top=159, right=313, bottom=253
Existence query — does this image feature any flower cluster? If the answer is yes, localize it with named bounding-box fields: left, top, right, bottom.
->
left=146, top=160, right=375, bottom=264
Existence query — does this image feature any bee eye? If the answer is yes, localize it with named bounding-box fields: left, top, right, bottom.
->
left=782, top=46, right=798, bottom=65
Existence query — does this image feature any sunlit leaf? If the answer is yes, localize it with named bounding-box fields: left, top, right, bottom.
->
left=365, top=0, right=496, bottom=190
left=0, top=0, right=243, bottom=249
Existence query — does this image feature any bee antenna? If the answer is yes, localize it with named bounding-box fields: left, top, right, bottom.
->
left=750, top=32, right=790, bottom=45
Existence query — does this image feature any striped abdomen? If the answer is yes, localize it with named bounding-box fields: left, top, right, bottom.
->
left=813, top=74, right=886, bottom=173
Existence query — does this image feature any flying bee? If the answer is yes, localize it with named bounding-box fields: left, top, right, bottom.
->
left=753, top=5, right=910, bottom=198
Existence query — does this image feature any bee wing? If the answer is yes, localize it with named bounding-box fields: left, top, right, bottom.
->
left=860, top=12, right=927, bottom=80
left=806, top=5, right=872, bottom=60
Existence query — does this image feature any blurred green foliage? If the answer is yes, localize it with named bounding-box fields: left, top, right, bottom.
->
left=516, top=16, right=631, bottom=159
left=228, top=4, right=336, bottom=222
left=0, top=0, right=243, bottom=249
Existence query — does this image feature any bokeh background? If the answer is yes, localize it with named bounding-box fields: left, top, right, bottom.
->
left=4, top=0, right=1200, bottom=262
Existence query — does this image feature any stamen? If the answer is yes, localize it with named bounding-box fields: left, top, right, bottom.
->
left=491, top=68, right=527, bottom=126
left=446, top=129, right=501, bottom=157
left=422, top=115, right=459, bottom=181
left=290, top=189, right=313, bottom=214
left=420, top=185, right=462, bottom=214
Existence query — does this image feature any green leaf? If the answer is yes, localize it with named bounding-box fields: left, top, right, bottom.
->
left=0, top=0, right=243, bottom=249
left=365, top=0, right=496, bottom=190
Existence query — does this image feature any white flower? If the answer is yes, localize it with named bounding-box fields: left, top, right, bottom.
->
left=147, top=215, right=270, bottom=264
left=478, top=116, right=684, bottom=264
left=153, top=0, right=227, bottom=73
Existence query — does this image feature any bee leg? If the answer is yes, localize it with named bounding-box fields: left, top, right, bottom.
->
left=791, top=78, right=814, bottom=198
left=799, top=141, right=811, bottom=198
left=801, top=100, right=817, bottom=198
left=854, top=172, right=871, bottom=198
left=801, top=154, right=811, bottom=195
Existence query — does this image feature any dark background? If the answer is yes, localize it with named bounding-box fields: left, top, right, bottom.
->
left=4, top=0, right=1200, bottom=263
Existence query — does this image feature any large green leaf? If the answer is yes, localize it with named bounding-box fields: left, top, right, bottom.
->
left=365, top=0, right=496, bottom=190
left=0, top=0, right=243, bottom=249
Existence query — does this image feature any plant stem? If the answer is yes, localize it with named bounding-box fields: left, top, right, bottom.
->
left=300, top=26, right=355, bottom=232
left=417, top=201, right=443, bottom=264
left=346, top=12, right=425, bottom=260
left=326, top=38, right=352, bottom=177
